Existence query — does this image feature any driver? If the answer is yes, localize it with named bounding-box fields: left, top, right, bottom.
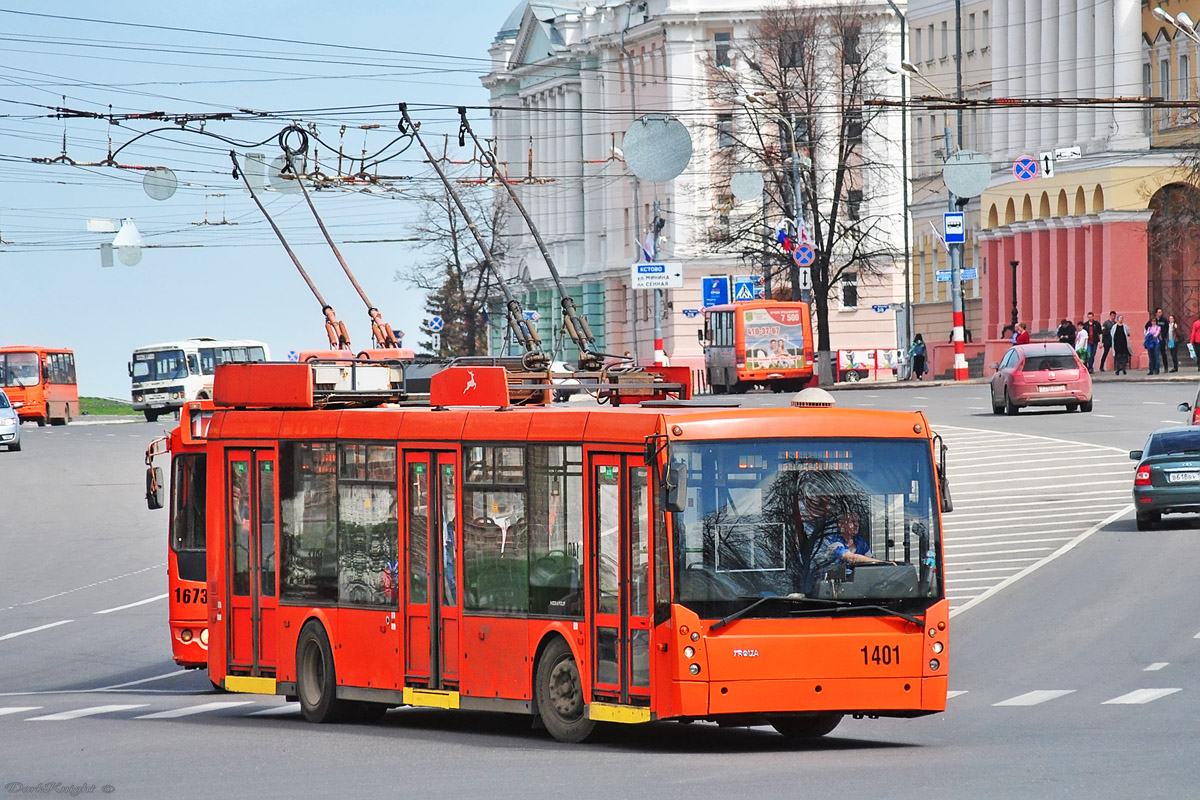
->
left=809, top=509, right=891, bottom=582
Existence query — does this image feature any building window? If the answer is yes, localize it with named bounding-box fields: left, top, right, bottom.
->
left=1181, top=53, right=1191, bottom=101
left=844, top=107, right=863, bottom=143
left=940, top=21, right=948, bottom=60
left=846, top=189, right=862, bottom=221
left=915, top=116, right=925, bottom=172
left=780, top=30, right=804, bottom=69
left=1144, top=61, right=1153, bottom=130
left=716, top=113, right=734, bottom=148
left=714, top=31, right=732, bottom=68
left=840, top=272, right=858, bottom=310
left=967, top=14, right=976, bottom=53
left=926, top=24, right=934, bottom=62
left=1160, top=58, right=1172, bottom=128
left=913, top=27, right=922, bottom=64
left=982, top=11, right=990, bottom=50
left=842, top=25, right=860, bottom=65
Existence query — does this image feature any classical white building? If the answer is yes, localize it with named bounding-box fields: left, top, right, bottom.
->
left=482, top=1, right=909, bottom=372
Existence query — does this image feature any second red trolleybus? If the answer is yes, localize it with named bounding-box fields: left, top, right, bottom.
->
left=701, top=300, right=815, bottom=394
left=148, top=359, right=950, bottom=742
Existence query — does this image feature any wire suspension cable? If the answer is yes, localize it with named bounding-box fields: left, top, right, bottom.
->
left=398, top=103, right=543, bottom=365
left=229, top=149, right=349, bottom=350
left=458, top=107, right=599, bottom=370
left=276, top=125, right=398, bottom=348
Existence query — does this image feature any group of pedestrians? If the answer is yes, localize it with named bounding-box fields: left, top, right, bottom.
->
left=1054, top=307, right=1200, bottom=376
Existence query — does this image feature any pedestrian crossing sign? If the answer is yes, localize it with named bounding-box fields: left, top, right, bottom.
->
left=734, top=282, right=754, bottom=301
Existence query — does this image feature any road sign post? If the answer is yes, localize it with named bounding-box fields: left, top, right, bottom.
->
left=943, top=149, right=992, bottom=383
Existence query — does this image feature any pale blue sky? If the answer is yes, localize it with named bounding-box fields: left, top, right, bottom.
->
left=0, top=1, right=512, bottom=397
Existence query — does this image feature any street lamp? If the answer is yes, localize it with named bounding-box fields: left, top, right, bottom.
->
left=886, top=60, right=970, bottom=381
left=739, top=93, right=809, bottom=304
left=1155, top=7, right=1200, bottom=44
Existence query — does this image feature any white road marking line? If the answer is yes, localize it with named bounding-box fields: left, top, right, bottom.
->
left=0, top=564, right=164, bottom=612
left=1142, top=401, right=1166, bottom=405
left=945, top=557, right=1042, bottom=567
left=1144, top=663, right=1168, bottom=672
left=0, top=707, right=42, bottom=716
left=135, top=701, right=254, bottom=719
left=946, top=547, right=1056, bottom=557
left=0, top=620, right=73, bottom=642
left=946, top=505, right=1129, bottom=522
left=98, top=671, right=192, bottom=690
left=946, top=691, right=969, bottom=699
left=994, top=690, right=1075, bottom=707
left=246, top=703, right=301, bottom=716
left=950, top=505, right=1133, bottom=618
left=1093, top=414, right=1114, bottom=417
left=1195, top=631, right=1200, bottom=639
left=1102, top=688, right=1181, bottom=705
left=958, top=465, right=1130, bottom=479
left=27, top=704, right=148, bottom=720
left=953, top=484, right=1129, bottom=499
left=946, top=538, right=1075, bottom=550
left=93, top=594, right=168, bottom=615
left=953, top=476, right=1130, bottom=490
left=936, top=424, right=1132, bottom=454
left=1160, top=419, right=1182, bottom=424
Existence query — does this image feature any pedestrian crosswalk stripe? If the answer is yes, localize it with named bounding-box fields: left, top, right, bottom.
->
left=946, top=691, right=969, bottom=699
left=1102, top=688, right=1181, bottom=705
left=134, top=701, right=254, bottom=719
left=994, top=690, right=1075, bottom=706
left=0, top=707, right=41, bottom=716
left=1144, top=663, right=1168, bottom=672
left=246, top=702, right=301, bottom=716
left=27, top=704, right=148, bottom=720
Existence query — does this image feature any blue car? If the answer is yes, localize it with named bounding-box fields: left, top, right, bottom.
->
left=1130, top=426, right=1200, bottom=530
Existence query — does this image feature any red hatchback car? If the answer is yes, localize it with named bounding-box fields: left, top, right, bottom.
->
left=989, top=343, right=1093, bottom=415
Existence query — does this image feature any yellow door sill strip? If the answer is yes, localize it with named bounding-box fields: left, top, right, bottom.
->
left=223, top=676, right=276, bottom=694
left=403, top=687, right=461, bottom=709
left=589, top=702, right=651, bottom=724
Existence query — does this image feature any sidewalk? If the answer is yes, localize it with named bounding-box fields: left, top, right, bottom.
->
left=831, top=367, right=1200, bottom=391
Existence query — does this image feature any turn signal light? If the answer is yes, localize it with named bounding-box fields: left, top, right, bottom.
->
left=1134, top=468, right=1152, bottom=486
left=179, top=629, right=193, bottom=643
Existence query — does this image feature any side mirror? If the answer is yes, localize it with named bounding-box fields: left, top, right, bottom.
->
left=146, top=466, right=165, bottom=510
left=128, top=362, right=133, bottom=378
left=1129, top=450, right=1143, bottom=461
left=664, top=460, right=688, bottom=513
left=1178, top=403, right=1192, bottom=413
left=989, top=362, right=1000, bottom=370
left=935, top=433, right=953, bottom=513
left=11, top=401, right=23, bottom=409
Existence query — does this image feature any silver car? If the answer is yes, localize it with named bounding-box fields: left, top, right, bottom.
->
left=0, top=388, right=22, bottom=452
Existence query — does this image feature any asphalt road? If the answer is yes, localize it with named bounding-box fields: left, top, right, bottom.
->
left=1, top=384, right=1197, bottom=799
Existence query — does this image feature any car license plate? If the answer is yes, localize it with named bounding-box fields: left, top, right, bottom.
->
left=1037, top=385, right=1065, bottom=393
left=1168, top=472, right=1200, bottom=483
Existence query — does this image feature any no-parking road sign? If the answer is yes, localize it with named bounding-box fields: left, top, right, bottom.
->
left=1013, top=156, right=1039, bottom=181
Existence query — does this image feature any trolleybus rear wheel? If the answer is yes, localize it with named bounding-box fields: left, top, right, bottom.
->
left=535, top=638, right=596, bottom=743
left=767, top=712, right=843, bottom=740
left=296, top=621, right=349, bottom=723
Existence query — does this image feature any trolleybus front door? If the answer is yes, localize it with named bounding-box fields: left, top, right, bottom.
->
left=226, top=449, right=278, bottom=676
left=591, top=454, right=652, bottom=706
left=403, top=451, right=460, bottom=689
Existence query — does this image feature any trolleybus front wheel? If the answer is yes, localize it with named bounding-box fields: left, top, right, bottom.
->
left=535, top=638, right=596, bottom=743
left=766, top=712, right=843, bottom=740
left=296, top=621, right=350, bottom=723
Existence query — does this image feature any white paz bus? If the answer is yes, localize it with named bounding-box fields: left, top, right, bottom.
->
left=129, top=338, right=269, bottom=421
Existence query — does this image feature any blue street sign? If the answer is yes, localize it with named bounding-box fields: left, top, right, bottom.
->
left=794, top=244, right=815, bottom=267
left=682, top=308, right=701, bottom=318
left=522, top=310, right=540, bottom=322
left=871, top=304, right=890, bottom=313
left=733, top=279, right=755, bottom=302
left=429, top=315, right=444, bottom=331
left=962, top=267, right=978, bottom=280
left=702, top=276, right=730, bottom=307
left=935, top=270, right=951, bottom=282
left=1014, top=156, right=1038, bottom=181
left=944, top=211, right=965, bottom=244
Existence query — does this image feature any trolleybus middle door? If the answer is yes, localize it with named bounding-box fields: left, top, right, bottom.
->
left=591, top=454, right=652, bottom=707
left=403, top=450, right=460, bottom=689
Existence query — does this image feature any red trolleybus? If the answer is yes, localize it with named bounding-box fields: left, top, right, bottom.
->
left=146, top=401, right=215, bottom=668
left=0, top=345, right=79, bottom=426
left=160, top=360, right=950, bottom=742
left=701, top=301, right=815, bottom=394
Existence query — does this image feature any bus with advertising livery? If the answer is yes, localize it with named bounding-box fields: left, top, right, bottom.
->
left=701, top=301, right=815, bottom=394
left=130, top=338, right=269, bottom=422
left=0, top=345, right=79, bottom=426
left=147, top=359, right=950, bottom=742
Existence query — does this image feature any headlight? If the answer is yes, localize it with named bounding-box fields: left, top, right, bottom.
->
left=684, top=646, right=695, bottom=658
left=0, top=418, right=14, bottom=427
left=200, top=628, right=209, bottom=646
left=932, top=642, right=944, bottom=654
left=689, top=663, right=701, bottom=675
left=929, top=659, right=940, bottom=671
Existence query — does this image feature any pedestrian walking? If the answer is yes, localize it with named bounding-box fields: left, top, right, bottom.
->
left=1147, top=309, right=1166, bottom=371
left=1166, top=314, right=1181, bottom=372
left=1056, top=318, right=1076, bottom=346
left=1081, top=312, right=1103, bottom=373
left=1113, top=314, right=1132, bottom=375
left=1190, top=317, right=1200, bottom=372
left=1074, top=322, right=1089, bottom=361
left=1144, top=315, right=1162, bottom=375
left=1099, top=311, right=1116, bottom=371
left=908, top=334, right=927, bottom=380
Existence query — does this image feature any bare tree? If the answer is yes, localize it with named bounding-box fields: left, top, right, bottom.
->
left=704, top=1, right=899, bottom=363
left=396, top=183, right=506, bottom=356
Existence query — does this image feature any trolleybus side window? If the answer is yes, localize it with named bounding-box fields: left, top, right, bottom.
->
left=171, top=453, right=207, bottom=583
left=279, top=442, right=338, bottom=603
left=463, top=445, right=528, bottom=613
left=338, top=443, right=397, bottom=608
left=527, top=445, right=584, bottom=616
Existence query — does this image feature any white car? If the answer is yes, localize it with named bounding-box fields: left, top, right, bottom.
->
left=0, top=388, right=22, bottom=452
left=550, top=361, right=581, bottom=402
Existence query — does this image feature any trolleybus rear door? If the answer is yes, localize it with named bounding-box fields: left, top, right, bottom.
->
left=591, top=454, right=652, bottom=707
left=403, top=451, right=460, bottom=689
left=226, top=449, right=278, bottom=676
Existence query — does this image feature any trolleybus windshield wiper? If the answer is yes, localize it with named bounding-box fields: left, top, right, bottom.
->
left=787, top=603, right=925, bottom=628
left=710, top=594, right=816, bottom=631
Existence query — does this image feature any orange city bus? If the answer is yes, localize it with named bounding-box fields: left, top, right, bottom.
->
left=702, top=301, right=815, bottom=394
left=151, top=359, right=950, bottom=742
left=0, top=345, right=79, bottom=426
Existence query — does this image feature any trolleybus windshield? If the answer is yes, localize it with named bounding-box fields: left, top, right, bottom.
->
left=672, top=438, right=941, bottom=616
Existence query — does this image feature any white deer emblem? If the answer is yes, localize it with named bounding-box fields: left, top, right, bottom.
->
left=464, top=370, right=477, bottom=393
